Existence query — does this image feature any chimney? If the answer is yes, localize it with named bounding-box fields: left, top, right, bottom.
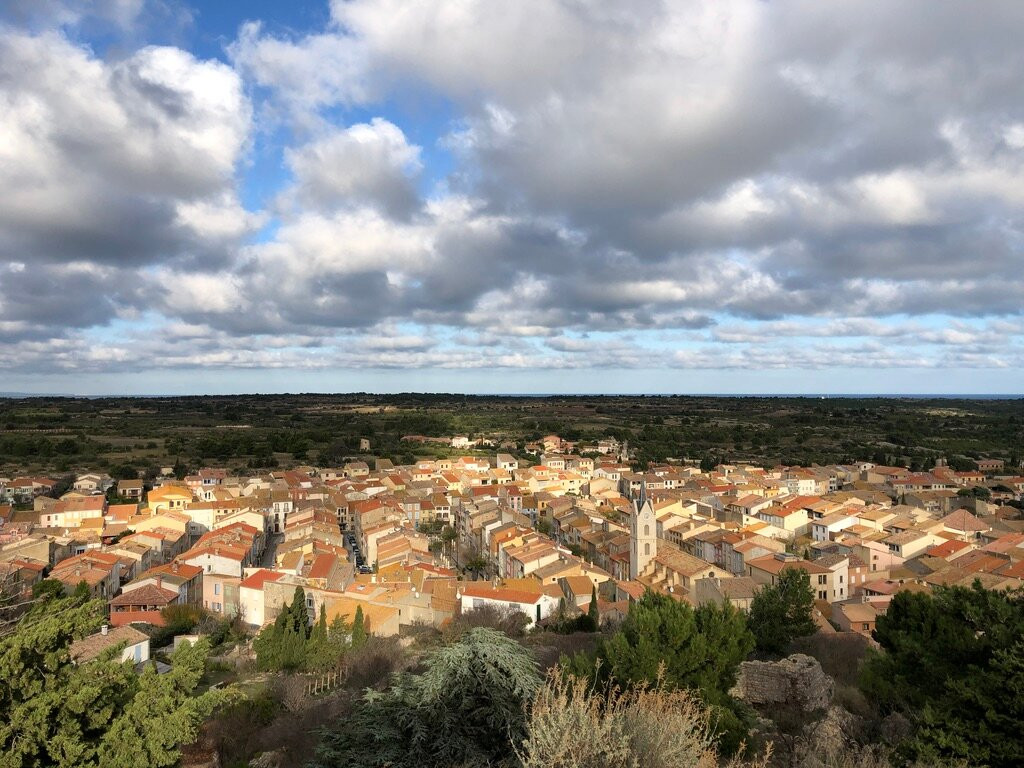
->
left=156, top=576, right=162, bottom=590
left=101, top=624, right=108, bottom=635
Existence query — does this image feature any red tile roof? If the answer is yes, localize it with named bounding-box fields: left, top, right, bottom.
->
left=239, top=569, right=284, bottom=590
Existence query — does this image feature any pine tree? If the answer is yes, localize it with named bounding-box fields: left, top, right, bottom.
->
left=0, top=595, right=228, bottom=768
left=565, top=590, right=754, bottom=754
left=99, top=638, right=234, bottom=768
left=748, top=567, right=816, bottom=654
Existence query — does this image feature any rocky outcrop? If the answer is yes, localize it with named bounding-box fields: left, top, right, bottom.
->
left=732, top=653, right=834, bottom=714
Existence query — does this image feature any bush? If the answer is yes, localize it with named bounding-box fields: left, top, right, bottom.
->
left=441, top=604, right=531, bottom=642
left=517, top=670, right=768, bottom=768
left=311, top=627, right=541, bottom=768
left=342, top=636, right=404, bottom=691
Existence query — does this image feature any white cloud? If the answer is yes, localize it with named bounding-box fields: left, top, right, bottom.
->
left=4, top=0, right=1024, bottom=381
left=283, top=119, right=422, bottom=217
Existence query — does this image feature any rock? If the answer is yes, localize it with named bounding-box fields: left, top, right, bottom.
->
left=732, top=653, right=834, bottom=714
left=809, top=704, right=860, bottom=755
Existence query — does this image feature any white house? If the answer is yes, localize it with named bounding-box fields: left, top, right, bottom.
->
left=459, top=582, right=560, bottom=628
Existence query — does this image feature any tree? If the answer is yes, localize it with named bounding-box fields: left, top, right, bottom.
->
left=747, top=567, right=816, bottom=654
left=350, top=606, right=367, bottom=649
left=304, top=607, right=344, bottom=672
left=31, top=578, right=66, bottom=600
left=253, top=589, right=316, bottom=672
left=110, top=463, right=138, bottom=481
left=311, top=628, right=540, bottom=768
left=464, top=555, right=488, bottom=578
left=288, top=586, right=309, bottom=635
left=98, top=638, right=233, bottom=768
left=566, top=591, right=753, bottom=753
left=587, top=586, right=600, bottom=625
left=0, top=595, right=229, bottom=768
left=860, top=583, right=1024, bottom=767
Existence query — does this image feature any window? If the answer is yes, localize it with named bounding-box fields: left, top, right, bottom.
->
left=214, top=583, right=220, bottom=595
left=839, top=575, right=843, bottom=583
left=644, top=524, right=650, bottom=537
left=644, top=543, right=650, bottom=556
left=818, top=590, right=827, bottom=600
left=818, top=575, right=827, bottom=585
left=862, top=623, right=870, bottom=631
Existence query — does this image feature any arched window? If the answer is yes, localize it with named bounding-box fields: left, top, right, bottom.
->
left=644, top=524, right=650, bottom=537
left=644, top=543, right=651, bottom=556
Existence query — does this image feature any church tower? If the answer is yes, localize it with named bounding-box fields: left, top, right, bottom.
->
left=630, top=498, right=657, bottom=580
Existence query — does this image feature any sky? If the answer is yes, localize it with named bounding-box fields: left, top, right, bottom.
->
left=1, top=1, right=1023, bottom=396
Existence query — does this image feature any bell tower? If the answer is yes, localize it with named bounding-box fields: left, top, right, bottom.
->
left=630, top=498, right=657, bottom=580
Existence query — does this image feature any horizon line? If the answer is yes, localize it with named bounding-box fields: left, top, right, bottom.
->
left=2, top=391, right=1022, bottom=400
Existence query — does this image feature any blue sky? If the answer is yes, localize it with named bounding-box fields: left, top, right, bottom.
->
left=1, top=0, right=1023, bottom=395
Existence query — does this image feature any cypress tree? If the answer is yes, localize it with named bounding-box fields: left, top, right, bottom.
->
left=351, top=605, right=367, bottom=648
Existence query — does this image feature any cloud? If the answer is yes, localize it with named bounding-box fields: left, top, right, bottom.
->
left=0, top=27, right=253, bottom=341
left=283, top=119, right=422, bottom=218
left=2, top=1, right=1024, bottom=384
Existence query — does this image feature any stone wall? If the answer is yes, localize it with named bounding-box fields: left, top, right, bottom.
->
left=732, top=653, right=834, bottom=713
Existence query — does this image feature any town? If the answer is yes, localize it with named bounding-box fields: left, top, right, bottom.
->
left=3, top=432, right=1022, bottom=647
left=2, top=407, right=1023, bottom=767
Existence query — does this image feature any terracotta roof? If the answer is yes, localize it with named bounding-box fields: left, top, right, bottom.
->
left=926, top=540, right=972, bottom=559
left=460, top=582, right=544, bottom=605
left=239, top=569, right=284, bottom=590
left=308, top=553, right=338, bottom=579
left=748, top=555, right=830, bottom=575
left=940, top=509, right=990, bottom=533
left=109, top=584, right=178, bottom=607
left=70, top=625, right=149, bottom=663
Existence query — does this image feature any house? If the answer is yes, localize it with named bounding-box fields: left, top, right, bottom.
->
left=41, top=496, right=106, bottom=529
left=746, top=552, right=839, bottom=603
left=831, top=598, right=888, bottom=637
left=811, top=511, right=860, bottom=542
left=693, top=576, right=759, bottom=611
left=496, top=454, right=519, bottom=471
left=50, top=551, right=122, bottom=598
left=238, top=569, right=285, bottom=627
left=117, top=479, right=144, bottom=499
left=325, top=596, right=401, bottom=637
left=146, top=485, right=193, bottom=515
left=976, top=459, right=1004, bottom=473
left=108, top=582, right=180, bottom=627
left=70, top=624, right=150, bottom=665
left=459, top=580, right=561, bottom=628
left=74, top=474, right=112, bottom=494
left=939, top=509, right=992, bottom=540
